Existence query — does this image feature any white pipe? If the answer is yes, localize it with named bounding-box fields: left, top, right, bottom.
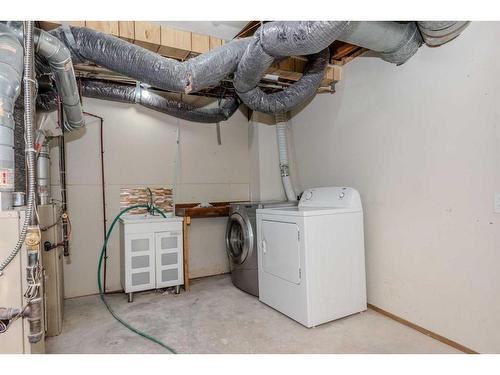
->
left=275, top=114, right=297, bottom=202
left=37, top=142, right=50, bottom=205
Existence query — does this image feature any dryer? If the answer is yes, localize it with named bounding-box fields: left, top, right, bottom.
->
left=225, top=201, right=297, bottom=296
left=256, top=187, right=367, bottom=327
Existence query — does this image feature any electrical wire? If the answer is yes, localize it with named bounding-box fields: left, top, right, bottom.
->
left=97, top=204, right=177, bottom=354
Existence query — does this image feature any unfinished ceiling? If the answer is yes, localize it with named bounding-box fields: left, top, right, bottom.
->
left=37, top=21, right=350, bottom=99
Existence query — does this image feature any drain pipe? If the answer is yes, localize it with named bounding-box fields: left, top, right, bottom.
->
left=275, top=113, right=297, bottom=202
left=57, top=101, right=70, bottom=257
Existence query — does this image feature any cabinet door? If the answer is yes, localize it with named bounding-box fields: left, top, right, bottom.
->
left=126, top=233, right=156, bottom=292
left=155, top=231, right=183, bottom=288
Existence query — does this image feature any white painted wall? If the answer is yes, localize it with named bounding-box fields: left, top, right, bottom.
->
left=49, top=98, right=250, bottom=298
left=285, top=22, right=500, bottom=352
left=248, top=116, right=286, bottom=202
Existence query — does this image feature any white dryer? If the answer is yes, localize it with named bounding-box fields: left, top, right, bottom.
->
left=256, top=186, right=367, bottom=328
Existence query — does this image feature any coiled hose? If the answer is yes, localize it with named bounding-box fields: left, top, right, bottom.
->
left=97, top=204, right=177, bottom=354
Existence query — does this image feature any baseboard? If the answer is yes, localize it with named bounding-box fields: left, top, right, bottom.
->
left=367, top=304, right=478, bottom=354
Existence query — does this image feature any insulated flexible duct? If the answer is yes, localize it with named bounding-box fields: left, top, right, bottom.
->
left=36, top=80, right=240, bottom=124
left=234, top=21, right=348, bottom=113
left=0, top=24, right=23, bottom=211
left=48, top=25, right=251, bottom=95
left=79, top=80, right=240, bottom=123
left=4, top=21, right=469, bottom=119
left=337, top=21, right=422, bottom=64
left=237, top=49, right=330, bottom=114
left=417, top=21, right=470, bottom=47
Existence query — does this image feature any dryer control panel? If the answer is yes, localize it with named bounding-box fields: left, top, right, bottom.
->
left=299, top=186, right=362, bottom=209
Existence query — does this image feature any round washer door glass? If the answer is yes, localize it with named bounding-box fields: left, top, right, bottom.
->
left=226, top=212, right=253, bottom=265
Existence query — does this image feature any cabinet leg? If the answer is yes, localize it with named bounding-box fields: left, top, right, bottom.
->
left=175, top=285, right=180, bottom=295
left=128, top=292, right=134, bottom=303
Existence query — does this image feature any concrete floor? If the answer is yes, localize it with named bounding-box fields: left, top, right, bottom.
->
left=46, top=274, right=460, bottom=354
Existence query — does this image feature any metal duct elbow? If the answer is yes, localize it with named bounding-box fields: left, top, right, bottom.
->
left=0, top=25, right=23, bottom=210
left=34, top=29, right=84, bottom=131
left=417, top=21, right=470, bottom=47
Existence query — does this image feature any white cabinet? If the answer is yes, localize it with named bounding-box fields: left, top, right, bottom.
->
left=120, top=216, right=184, bottom=301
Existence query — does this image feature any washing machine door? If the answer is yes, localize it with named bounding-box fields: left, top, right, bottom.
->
left=226, top=212, right=254, bottom=265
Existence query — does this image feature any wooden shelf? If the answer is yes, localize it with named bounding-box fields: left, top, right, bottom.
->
left=175, top=201, right=235, bottom=218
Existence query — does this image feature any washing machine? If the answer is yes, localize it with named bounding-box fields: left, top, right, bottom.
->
left=226, top=200, right=297, bottom=296
left=256, top=187, right=367, bottom=327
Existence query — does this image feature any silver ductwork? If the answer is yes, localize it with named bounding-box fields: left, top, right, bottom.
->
left=37, top=80, right=240, bottom=123
left=3, top=21, right=84, bottom=132
left=337, top=21, right=422, bottom=64
left=238, top=49, right=330, bottom=114
left=49, top=25, right=251, bottom=95
left=2, top=20, right=471, bottom=123
left=79, top=80, right=240, bottom=123
left=417, top=21, right=470, bottom=47
left=0, top=24, right=23, bottom=211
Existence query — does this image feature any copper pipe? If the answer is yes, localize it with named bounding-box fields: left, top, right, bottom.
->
left=83, top=111, right=107, bottom=293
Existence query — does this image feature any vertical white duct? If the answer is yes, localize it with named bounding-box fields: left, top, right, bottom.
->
left=0, top=25, right=23, bottom=211
left=275, top=113, right=297, bottom=202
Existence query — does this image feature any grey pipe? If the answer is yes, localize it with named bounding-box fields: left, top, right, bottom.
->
left=337, top=21, right=422, bottom=64
left=2, top=22, right=84, bottom=132
left=0, top=25, right=23, bottom=211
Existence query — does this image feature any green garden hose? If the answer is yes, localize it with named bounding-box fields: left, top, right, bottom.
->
left=97, top=204, right=177, bottom=354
